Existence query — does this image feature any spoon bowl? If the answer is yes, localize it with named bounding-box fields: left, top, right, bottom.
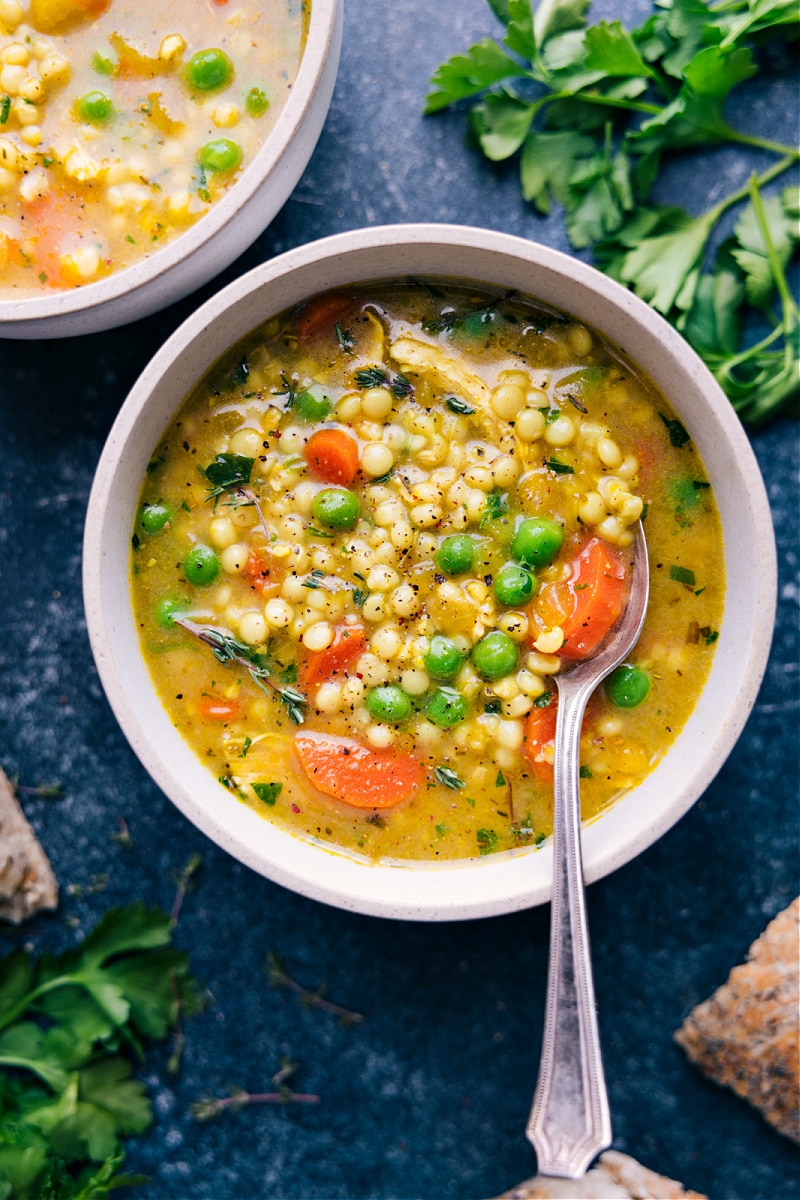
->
left=527, top=523, right=649, bottom=1178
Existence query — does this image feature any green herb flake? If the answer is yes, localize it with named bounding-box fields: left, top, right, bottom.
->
left=252, top=781, right=282, bottom=806
left=476, top=828, right=499, bottom=856
left=335, top=322, right=354, bottom=354
left=579, top=765, right=593, bottom=779
left=534, top=691, right=554, bottom=709
left=495, top=770, right=506, bottom=787
left=660, top=414, right=691, bottom=449
left=670, top=564, right=696, bottom=587
left=547, top=457, right=574, bottom=475
left=480, top=488, right=510, bottom=527
left=445, top=394, right=476, bottom=415
left=704, top=629, right=719, bottom=645
left=434, top=765, right=465, bottom=790
left=0, top=95, right=10, bottom=124
left=91, top=50, right=116, bottom=76
left=355, top=366, right=389, bottom=389
left=239, top=736, right=253, bottom=758
left=204, top=452, right=254, bottom=497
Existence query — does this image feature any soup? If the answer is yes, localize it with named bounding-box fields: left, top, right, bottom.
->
left=131, top=282, right=725, bottom=861
left=0, top=0, right=307, bottom=290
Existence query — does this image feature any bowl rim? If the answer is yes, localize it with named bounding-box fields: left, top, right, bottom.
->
left=0, top=0, right=340, bottom=330
left=83, top=223, right=778, bottom=921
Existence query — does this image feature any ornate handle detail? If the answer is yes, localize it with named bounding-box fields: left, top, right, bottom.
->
left=526, top=674, right=612, bottom=1178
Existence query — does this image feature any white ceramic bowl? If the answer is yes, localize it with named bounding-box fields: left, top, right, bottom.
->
left=83, top=224, right=777, bottom=920
left=0, top=0, right=342, bottom=340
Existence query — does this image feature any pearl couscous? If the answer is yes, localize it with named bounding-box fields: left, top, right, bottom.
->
left=131, top=282, right=725, bottom=861
left=0, top=0, right=307, bottom=290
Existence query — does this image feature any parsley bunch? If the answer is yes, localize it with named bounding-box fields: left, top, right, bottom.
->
left=426, top=0, right=799, bottom=424
left=0, top=904, right=197, bottom=1198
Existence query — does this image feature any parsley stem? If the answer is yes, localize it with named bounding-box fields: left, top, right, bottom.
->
left=0, top=975, right=75, bottom=1032
left=704, top=155, right=797, bottom=227
left=748, top=173, right=798, bottom=327
left=725, top=132, right=800, bottom=159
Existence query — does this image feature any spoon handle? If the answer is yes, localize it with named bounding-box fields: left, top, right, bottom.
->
left=526, top=675, right=612, bottom=1178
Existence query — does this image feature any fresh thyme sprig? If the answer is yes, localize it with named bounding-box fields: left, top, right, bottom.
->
left=174, top=618, right=307, bottom=724
left=191, top=1063, right=320, bottom=1122
left=202, top=452, right=272, bottom=542
left=266, top=952, right=364, bottom=1026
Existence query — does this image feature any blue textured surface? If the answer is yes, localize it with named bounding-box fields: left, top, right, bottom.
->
left=1, top=2, right=798, bottom=1198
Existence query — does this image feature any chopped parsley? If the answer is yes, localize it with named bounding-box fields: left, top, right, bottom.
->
left=252, top=782, right=282, bottom=806
left=476, top=828, right=499, bottom=856
left=670, top=565, right=696, bottom=587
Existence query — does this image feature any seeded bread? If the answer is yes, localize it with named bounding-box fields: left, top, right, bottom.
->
left=675, top=897, right=799, bottom=1143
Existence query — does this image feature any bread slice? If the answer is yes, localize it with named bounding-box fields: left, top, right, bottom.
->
left=492, top=1149, right=706, bottom=1199
left=0, top=766, right=58, bottom=924
left=675, top=896, right=799, bottom=1143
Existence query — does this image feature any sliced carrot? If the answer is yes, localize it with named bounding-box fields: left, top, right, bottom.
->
left=300, top=623, right=367, bottom=689
left=304, top=428, right=359, bottom=486
left=523, top=696, right=558, bottom=784
left=244, top=550, right=283, bottom=597
left=295, top=291, right=354, bottom=340
left=295, top=732, right=424, bottom=809
left=197, top=696, right=240, bottom=721
left=533, top=537, right=626, bottom=661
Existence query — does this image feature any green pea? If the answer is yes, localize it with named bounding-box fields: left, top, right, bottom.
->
left=426, top=687, right=469, bottom=729
left=424, top=635, right=462, bottom=681
left=606, top=664, right=651, bottom=708
left=183, top=544, right=219, bottom=586
left=472, top=631, right=518, bottom=680
left=155, top=597, right=188, bottom=628
left=493, top=561, right=536, bottom=606
left=366, top=685, right=413, bottom=724
left=76, top=89, right=115, bottom=123
left=512, top=517, right=564, bottom=568
left=312, top=487, right=360, bottom=530
left=245, top=86, right=269, bottom=117
left=294, top=383, right=332, bottom=423
left=186, top=48, right=234, bottom=91
left=436, top=534, right=475, bottom=576
left=138, top=502, right=173, bottom=536
left=197, top=138, right=242, bottom=174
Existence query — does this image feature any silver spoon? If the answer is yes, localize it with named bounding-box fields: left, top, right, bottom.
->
left=526, top=522, right=649, bottom=1178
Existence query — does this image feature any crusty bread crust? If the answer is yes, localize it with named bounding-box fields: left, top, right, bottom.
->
left=675, top=896, right=800, bottom=1143
left=492, top=1149, right=707, bottom=1199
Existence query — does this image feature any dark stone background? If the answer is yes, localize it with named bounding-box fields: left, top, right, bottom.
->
left=1, top=2, right=798, bottom=1198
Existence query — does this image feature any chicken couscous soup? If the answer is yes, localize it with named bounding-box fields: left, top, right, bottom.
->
left=131, top=282, right=725, bottom=862
left=0, top=0, right=307, bottom=290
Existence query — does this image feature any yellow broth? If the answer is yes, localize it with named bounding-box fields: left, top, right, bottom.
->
left=131, top=282, right=725, bottom=861
left=0, top=0, right=307, bottom=291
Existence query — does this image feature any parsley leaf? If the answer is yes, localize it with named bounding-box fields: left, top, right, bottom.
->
left=425, top=40, right=522, bottom=114
left=427, top=0, right=800, bottom=423
left=0, top=904, right=196, bottom=1195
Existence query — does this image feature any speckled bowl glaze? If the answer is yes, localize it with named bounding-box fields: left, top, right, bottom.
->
left=0, top=0, right=342, bottom=340
left=83, top=225, right=777, bottom=920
